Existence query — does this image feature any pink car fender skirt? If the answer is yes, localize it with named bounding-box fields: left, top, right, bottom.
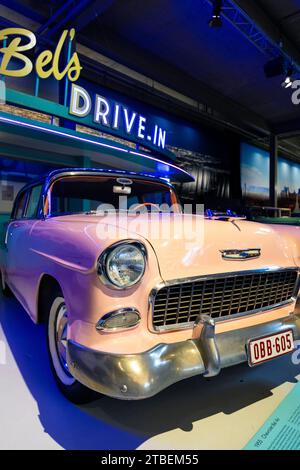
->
left=66, top=312, right=300, bottom=400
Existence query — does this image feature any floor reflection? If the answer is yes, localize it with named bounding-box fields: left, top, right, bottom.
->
left=0, top=292, right=299, bottom=449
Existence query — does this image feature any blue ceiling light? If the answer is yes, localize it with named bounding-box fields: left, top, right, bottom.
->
left=209, top=0, right=223, bottom=28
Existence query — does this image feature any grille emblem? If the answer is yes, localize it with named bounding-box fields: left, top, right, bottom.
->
left=220, top=248, right=261, bottom=260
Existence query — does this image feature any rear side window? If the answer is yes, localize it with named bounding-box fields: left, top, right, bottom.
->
left=14, top=192, right=28, bottom=219
left=24, top=185, right=42, bottom=219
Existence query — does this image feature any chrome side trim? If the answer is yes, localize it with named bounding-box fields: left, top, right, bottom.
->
left=149, top=267, right=300, bottom=333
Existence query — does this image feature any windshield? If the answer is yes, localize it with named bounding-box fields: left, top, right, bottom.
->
left=48, top=175, right=180, bottom=216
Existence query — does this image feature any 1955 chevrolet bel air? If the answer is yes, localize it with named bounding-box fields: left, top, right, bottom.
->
left=0, top=168, right=300, bottom=403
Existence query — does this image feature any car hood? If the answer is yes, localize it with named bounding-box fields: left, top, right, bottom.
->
left=50, top=214, right=298, bottom=281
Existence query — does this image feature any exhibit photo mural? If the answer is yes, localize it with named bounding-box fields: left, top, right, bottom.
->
left=241, top=142, right=300, bottom=211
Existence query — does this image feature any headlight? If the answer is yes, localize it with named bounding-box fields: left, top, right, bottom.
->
left=98, top=241, right=146, bottom=288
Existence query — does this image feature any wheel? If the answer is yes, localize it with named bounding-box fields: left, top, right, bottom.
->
left=46, top=288, right=98, bottom=404
left=0, top=269, right=12, bottom=297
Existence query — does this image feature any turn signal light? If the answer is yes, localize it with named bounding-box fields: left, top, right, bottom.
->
left=96, top=308, right=141, bottom=332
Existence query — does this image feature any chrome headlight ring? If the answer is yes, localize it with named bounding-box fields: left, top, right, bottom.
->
left=97, top=240, right=147, bottom=289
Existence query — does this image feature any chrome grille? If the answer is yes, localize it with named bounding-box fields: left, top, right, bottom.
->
left=152, top=269, right=298, bottom=330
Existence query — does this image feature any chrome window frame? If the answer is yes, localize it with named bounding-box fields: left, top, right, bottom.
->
left=41, top=169, right=180, bottom=218
left=23, top=184, right=44, bottom=220
left=11, top=178, right=46, bottom=221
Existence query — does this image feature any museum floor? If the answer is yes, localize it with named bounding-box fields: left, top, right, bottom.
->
left=0, top=291, right=299, bottom=450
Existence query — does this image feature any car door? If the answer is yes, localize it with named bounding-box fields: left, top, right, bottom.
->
left=5, top=184, right=43, bottom=308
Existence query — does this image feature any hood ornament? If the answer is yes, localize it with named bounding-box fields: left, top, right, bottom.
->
left=220, top=248, right=261, bottom=260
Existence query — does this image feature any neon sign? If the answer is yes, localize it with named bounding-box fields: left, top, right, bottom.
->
left=0, top=28, right=82, bottom=81
left=0, top=28, right=167, bottom=151
left=69, top=84, right=167, bottom=149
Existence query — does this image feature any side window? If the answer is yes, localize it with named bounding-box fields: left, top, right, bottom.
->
left=24, top=185, right=42, bottom=219
left=14, top=191, right=28, bottom=219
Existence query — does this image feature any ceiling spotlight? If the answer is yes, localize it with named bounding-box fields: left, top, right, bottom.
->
left=281, top=67, right=294, bottom=88
left=283, top=76, right=292, bottom=88
left=209, top=0, right=222, bottom=28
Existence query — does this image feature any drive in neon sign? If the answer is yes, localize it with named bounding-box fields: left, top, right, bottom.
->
left=69, top=84, right=167, bottom=150
left=0, top=28, right=167, bottom=150
left=0, top=28, right=82, bottom=81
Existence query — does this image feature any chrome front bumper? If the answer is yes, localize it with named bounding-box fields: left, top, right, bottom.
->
left=67, top=312, right=300, bottom=400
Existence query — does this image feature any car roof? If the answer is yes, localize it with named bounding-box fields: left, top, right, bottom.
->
left=20, top=167, right=174, bottom=193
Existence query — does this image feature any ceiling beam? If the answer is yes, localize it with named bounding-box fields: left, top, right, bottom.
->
left=0, top=0, right=45, bottom=24
left=35, top=0, right=77, bottom=36
left=0, top=4, right=39, bottom=31
left=231, top=0, right=300, bottom=70
left=73, top=0, right=116, bottom=32
left=38, top=0, right=93, bottom=39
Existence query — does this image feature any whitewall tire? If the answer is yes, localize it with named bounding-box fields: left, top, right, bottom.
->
left=48, top=297, right=75, bottom=386
left=46, top=289, right=98, bottom=404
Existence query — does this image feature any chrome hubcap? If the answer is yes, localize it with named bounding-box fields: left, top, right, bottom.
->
left=55, top=304, right=71, bottom=376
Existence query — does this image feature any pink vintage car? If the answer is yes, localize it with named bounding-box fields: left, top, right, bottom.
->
left=1, top=168, right=300, bottom=403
